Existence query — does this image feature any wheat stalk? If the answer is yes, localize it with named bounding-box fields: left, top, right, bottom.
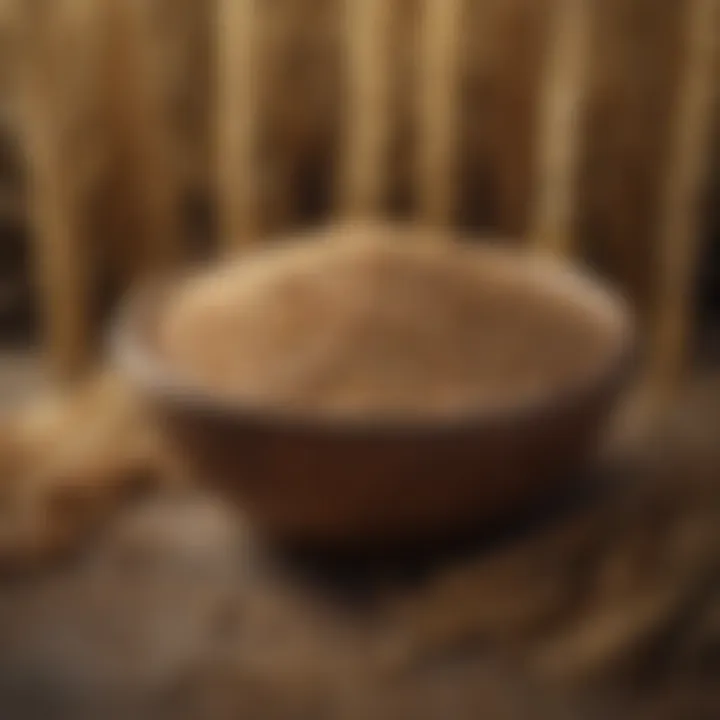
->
left=416, top=0, right=464, bottom=227
left=647, top=0, right=719, bottom=401
left=101, top=0, right=182, bottom=277
left=21, top=0, right=99, bottom=380
left=531, top=0, right=593, bottom=255
left=339, top=0, right=394, bottom=219
left=217, top=0, right=261, bottom=250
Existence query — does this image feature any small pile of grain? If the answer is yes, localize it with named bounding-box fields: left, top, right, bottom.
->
left=0, top=372, right=169, bottom=572
left=159, top=225, right=617, bottom=419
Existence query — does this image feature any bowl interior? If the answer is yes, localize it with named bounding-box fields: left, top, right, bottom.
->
left=112, top=232, right=635, bottom=432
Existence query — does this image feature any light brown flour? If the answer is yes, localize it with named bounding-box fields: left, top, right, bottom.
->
left=159, top=226, right=617, bottom=419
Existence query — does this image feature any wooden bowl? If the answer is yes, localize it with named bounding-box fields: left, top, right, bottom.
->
left=111, top=238, right=634, bottom=547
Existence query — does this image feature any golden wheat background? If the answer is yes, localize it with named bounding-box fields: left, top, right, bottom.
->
left=0, top=0, right=715, bottom=342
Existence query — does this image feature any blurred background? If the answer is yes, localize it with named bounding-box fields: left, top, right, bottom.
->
left=0, top=0, right=715, bottom=385
left=0, top=1, right=717, bottom=718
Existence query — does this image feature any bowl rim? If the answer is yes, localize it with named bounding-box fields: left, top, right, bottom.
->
left=109, top=236, right=637, bottom=436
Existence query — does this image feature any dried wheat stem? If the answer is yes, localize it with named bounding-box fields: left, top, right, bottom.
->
left=217, top=0, right=260, bottom=249
left=416, top=0, right=464, bottom=227
left=531, top=0, right=592, bottom=255
left=103, top=0, right=182, bottom=275
left=22, top=3, right=93, bottom=381
left=339, top=0, right=393, bottom=219
left=647, top=0, right=719, bottom=400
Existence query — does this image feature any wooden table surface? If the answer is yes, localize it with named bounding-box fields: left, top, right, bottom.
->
left=0, top=369, right=718, bottom=720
